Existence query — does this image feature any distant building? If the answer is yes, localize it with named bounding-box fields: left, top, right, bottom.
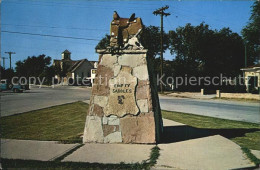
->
left=241, top=64, right=260, bottom=92
left=53, top=50, right=98, bottom=85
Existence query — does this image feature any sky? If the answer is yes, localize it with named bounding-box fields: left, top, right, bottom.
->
left=1, top=0, right=255, bottom=69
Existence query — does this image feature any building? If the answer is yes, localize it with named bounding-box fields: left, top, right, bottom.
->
left=53, top=50, right=97, bottom=85
left=240, top=64, right=260, bottom=93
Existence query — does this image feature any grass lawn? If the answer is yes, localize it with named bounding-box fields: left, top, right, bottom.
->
left=162, top=110, right=260, bottom=150
left=0, top=101, right=88, bottom=143
left=1, top=159, right=148, bottom=170
left=1, top=102, right=259, bottom=150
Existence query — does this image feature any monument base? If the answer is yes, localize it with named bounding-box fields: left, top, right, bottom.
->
left=83, top=49, right=163, bottom=144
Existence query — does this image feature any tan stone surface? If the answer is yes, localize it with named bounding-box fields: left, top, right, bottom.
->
left=117, top=53, right=146, bottom=68
left=92, top=104, right=104, bottom=117
left=133, top=65, right=149, bottom=80
left=137, top=99, right=149, bottom=113
left=93, top=96, right=108, bottom=108
left=136, top=80, right=149, bottom=100
left=103, top=125, right=119, bottom=137
left=120, top=116, right=156, bottom=143
left=92, top=65, right=114, bottom=96
left=83, top=116, right=104, bottom=143
left=99, top=54, right=118, bottom=69
left=104, top=132, right=122, bottom=143
left=104, top=67, right=139, bottom=117
left=147, top=91, right=153, bottom=112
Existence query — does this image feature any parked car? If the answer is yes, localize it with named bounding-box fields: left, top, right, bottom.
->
left=0, top=79, right=24, bottom=93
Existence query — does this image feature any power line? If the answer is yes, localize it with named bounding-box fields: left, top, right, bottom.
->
left=1, top=30, right=100, bottom=41
left=2, top=23, right=109, bottom=32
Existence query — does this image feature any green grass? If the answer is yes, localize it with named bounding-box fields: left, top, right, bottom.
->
left=241, top=147, right=260, bottom=166
left=0, top=101, right=88, bottom=143
left=162, top=110, right=260, bottom=150
left=162, top=110, right=260, bottom=129
left=148, top=146, right=160, bottom=166
left=1, top=159, right=148, bottom=170
left=232, top=131, right=260, bottom=150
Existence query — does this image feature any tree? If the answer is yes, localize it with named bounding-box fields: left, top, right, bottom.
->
left=95, top=34, right=110, bottom=50
left=169, top=23, right=244, bottom=78
left=242, top=1, right=260, bottom=65
left=140, top=25, right=169, bottom=59
left=39, top=66, right=56, bottom=85
left=15, top=54, right=52, bottom=78
left=0, top=68, right=15, bottom=80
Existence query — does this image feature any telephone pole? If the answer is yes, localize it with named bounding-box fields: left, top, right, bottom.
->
left=153, top=5, right=170, bottom=93
left=5, top=52, right=16, bottom=69
left=2, top=57, right=8, bottom=69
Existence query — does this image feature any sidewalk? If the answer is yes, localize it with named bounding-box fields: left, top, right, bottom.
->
left=163, top=92, right=216, bottom=99
left=1, top=119, right=256, bottom=169
left=156, top=135, right=254, bottom=170
left=1, top=139, right=79, bottom=161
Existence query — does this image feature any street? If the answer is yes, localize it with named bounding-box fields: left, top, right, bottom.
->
left=0, top=86, right=91, bottom=117
left=1, top=86, right=259, bottom=123
left=160, top=96, right=260, bottom=124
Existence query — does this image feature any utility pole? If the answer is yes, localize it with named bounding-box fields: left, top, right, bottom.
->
left=5, top=52, right=16, bottom=69
left=2, top=57, right=8, bottom=69
left=153, top=5, right=170, bottom=93
left=245, top=44, right=247, bottom=68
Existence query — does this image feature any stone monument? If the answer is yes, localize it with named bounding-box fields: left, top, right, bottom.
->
left=83, top=12, right=163, bottom=144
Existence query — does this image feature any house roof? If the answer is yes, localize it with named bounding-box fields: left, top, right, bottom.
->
left=70, top=59, right=87, bottom=72
left=53, top=57, right=95, bottom=73
left=62, top=49, right=71, bottom=54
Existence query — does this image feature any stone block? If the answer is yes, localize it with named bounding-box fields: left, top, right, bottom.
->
left=103, top=124, right=119, bottom=137
left=92, top=104, right=104, bottom=117
left=100, top=54, right=118, bottom=69
left=83, top=116, right=104, bottom=143
left=103, top=67, right=139, bottom=117
left=108, top=115, right=120, bottom=125
left=120, top=116, right=156, bottom=144
left=133, top=65, right=149, bottom=80
left=92, top=65, right=114, bottom=96
left=136, top=80, right=149, bottom=100
left=137, top=99, right=148, bottom=113
left=93, top=96, right=108, bottom=108
left=118, top=54, right=146, bottom=67
left=104, top=132, right=122, bottom=143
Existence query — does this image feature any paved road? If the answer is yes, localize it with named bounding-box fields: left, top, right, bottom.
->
left=0, top=86, right=91, bottom=117
left=160, top=96, right=260, bottom=123
left=1, top=86, right=259, bottom=123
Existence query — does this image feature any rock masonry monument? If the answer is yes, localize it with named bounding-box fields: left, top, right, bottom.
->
left=83, top=12, right=163, bottom=144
